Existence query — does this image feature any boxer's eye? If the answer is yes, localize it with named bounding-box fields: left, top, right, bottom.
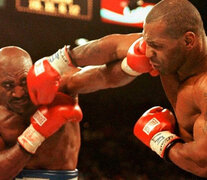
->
left=1, top=81, right=14, bottom=90
left=20, top=77, right=27, bottom=86
left=148, top=42, right=163, bottom=50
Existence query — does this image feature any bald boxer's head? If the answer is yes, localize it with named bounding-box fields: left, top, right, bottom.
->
left=0, top=46, right=33, bottom=114
left=143, top=0, right=206, bottom=75
left=145, top=0, right=205, bottom=38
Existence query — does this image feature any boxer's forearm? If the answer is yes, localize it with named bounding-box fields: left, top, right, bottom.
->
left=60, top=61, right=136, bottom=94
left=168, top=141, right=207, bottom=177
left=0, top=143, right=31, bottom=179
left=70, top=33, right=142, bottom=66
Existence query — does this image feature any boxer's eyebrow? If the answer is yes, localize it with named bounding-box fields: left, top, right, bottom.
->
left=147, top=41, right=163, bottom=49
left=1, top=80, right=13, bottom=84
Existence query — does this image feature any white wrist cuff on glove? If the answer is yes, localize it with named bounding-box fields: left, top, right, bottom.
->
left=18, top=124, right=45, bottom=154
left=121, top=57, right=142, bottom=76
left=48, top=46, right=73, bottom=74
left=150, top=131, right=180, bottom=158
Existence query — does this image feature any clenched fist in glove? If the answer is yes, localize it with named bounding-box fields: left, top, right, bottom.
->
left=133, top=106, right=183, bottom=160
left=18, top=92, right=83, bottom=154
left=27, top=46, right=76, bottom=105
left=121, top=37, right=159, bottom=77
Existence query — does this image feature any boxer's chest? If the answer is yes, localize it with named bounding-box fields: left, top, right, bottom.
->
left=25, top=122, right=81, bottom=169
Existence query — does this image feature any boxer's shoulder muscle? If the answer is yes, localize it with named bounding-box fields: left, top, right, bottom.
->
left=168, top=74, right=204, bottom=138
left=110, top=33, right=142, bottom=59
left=180, top=74, right=207, bottom=138
left=0, top=105, right=26, bottom=146
left=91, top=33, right=142, bottom=60
left=0, top=105, right=24, bottom=127
left=191, top=73, right=207, bottom=110
left=0, top=105, right=13, bottom=121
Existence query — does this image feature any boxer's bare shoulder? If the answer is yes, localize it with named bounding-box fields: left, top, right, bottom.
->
left=0, top=105, right=26, bottom=148
left=172, top=73, right=207, bottom=140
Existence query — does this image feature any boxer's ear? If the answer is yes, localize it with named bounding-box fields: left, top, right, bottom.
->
left=184, top=31, right=195, bottom=49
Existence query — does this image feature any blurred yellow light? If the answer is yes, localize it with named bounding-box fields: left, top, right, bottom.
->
left=45, top=2, right=55, bottom=13
left=58, top=3, right=67, bottom=14
left=29, top=0, right=42, bottom=11
left=69, top=4, right=80, bottom=16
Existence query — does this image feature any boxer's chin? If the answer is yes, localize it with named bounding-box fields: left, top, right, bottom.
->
left=8, top=101, right=30, bottom=115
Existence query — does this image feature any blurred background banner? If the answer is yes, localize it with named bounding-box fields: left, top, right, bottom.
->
left=100, top=0, right=155, bottom=28
left=15, top=0, right=93, bottom=20
left=0, top=0, right=207, bottom=179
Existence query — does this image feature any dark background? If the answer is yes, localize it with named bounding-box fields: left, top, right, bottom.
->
left=1, top=0, right=207, bottom=179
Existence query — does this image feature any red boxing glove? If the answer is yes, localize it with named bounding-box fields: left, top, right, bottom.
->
left=121, top=37, right=159, bottom=77
left=133, top=106, right=183, bottom=159
left=18, top=92, right=83, bottom=154
left=27, top=46, right=75, bottom=105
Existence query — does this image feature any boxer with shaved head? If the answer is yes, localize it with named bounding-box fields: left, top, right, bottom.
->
left=0, top=46, right=82, bottom=180
left=10, top=0, right=207, bottom=178
left=32, top=0, right=207, bottom=178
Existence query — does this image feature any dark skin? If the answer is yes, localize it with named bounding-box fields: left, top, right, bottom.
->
left=59, top=1, right=207, bottom=177
left=60, top=33, right=142, bottom=95
left=0, top=47, right=80, bottom=180
left=143, top=19, right=207, bottom=177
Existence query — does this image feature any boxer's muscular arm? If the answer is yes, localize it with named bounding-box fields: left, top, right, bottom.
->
left=167, top=131, right=207, bottom=177
left=166, top=77, right=207, bottom=178
left=70, top=33, right=142, bottom=66
left=27, top=33, right=142, bottom=105
left=0, top=107, right=31, bottom=180
left=60, top=60, right=136, bottom=95
left=0, top=140, right=31, bottom=180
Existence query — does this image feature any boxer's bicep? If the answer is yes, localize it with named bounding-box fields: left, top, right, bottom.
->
left=115, top=33, right=143, bottom=59
left=71, top=33, right=142, bottom=66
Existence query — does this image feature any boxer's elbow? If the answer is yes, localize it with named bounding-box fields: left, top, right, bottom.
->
left=192, top=167, right=207, bottom=178
left=192, top=154, right=207, bottom=177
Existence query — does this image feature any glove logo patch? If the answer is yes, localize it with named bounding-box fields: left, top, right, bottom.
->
left=143, top=118, right=160, bottom=135
left=33, top=110, right=47, bottom=126
left=34, top=59, right=45, bottom=76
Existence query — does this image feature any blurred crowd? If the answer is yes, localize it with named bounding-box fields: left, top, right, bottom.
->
left=78, top=119, right=203, bottom=180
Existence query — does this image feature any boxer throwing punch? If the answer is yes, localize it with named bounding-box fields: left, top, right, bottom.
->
left=27, top=34, right=158, bottom=103
left=0, top=46, right=82, bottom=180
left=68, top=0, right=207, bottom=177
left=26, top=0, right=207, bottom=177
left=133, top=0, right=207, bottom=178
